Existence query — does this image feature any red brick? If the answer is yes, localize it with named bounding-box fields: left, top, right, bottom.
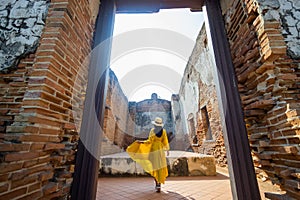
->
left=0, top=173, right=9, bottom=182
left=19, top=191, right=43, bottom=200
left=0, top=162, right=23, bottom=173
left=27, top=116, right=62, bottom=127
left=23, top=126, right=40, bottom=134
left=11, top=175, right=38, bottom=189
left=278, top=146, right=299, bottom=154
left=23, top=156, right=50, bottom=168
left=11, top=169, right=28, bottom=181
left=39, top=172, right=54, bottom=181
left=0, top=187, right=27, bottom=199
left=43, top=182, right=58, bottom=195
left=0, top=183, right=9, bottom=193
left=0, top=143, right=30, bottom=152
left=40, top=127, right=61, bottom=135
left=28, top=182, right=41, bottom=193
left=5, top=151, right=40, bottom=162
left=27, top=164, right=52, bottom=175
left=23, top=99, right=50, bottom=109
left=30, top=143, right=45, bottom=150
left=63, top=122, right=76, bottom=129
left=44, top=143, right=65, bottom=150
left=20, top=134, right=59, bottom=143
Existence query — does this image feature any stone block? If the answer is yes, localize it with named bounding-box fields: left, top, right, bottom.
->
left=99, top=151, right=216, bottom=177
left=187, top=156, right=216, bottom=176
left=100, top=156, right=138, bottom=176
left=168, top=157, right=189, bottom=176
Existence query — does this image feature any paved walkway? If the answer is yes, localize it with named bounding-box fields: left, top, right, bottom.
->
left=96, top=168, right=284, bottom=200
left=96, top=173, right=232, bottom=200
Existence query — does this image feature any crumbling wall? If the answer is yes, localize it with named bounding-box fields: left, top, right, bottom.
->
left=221, top=0, right=300, bottom=198
left=256, top=0, right=300, bottom=59
left=101, top=69, right=130, bottom=155
left=177, top=24, right=226, bottom=166
left=0, top=0, right=100, bottom=199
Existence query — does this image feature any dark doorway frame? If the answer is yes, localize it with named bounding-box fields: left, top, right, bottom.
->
left=71, top=0, right=261, bottom=199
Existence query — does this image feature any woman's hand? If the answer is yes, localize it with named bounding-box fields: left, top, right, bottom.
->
left=136, top=140, right=144, bottom=143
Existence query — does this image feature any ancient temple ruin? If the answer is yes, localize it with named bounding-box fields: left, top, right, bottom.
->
left=0, top=0, right=299, bottom=199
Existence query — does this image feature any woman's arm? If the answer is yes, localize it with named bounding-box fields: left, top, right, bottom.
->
left=162, top=130, right=170, bottom=151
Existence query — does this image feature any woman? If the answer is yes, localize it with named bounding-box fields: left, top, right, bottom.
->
left=126, top=117, right=170, bottom=192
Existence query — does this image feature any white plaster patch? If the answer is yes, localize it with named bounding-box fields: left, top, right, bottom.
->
left=0, top=0, right=50, bottom=72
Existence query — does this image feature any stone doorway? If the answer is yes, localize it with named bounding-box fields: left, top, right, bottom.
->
left=71, top=0, right=260, bottom=200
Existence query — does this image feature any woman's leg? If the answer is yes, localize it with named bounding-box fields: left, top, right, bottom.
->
left=154, top=178, right=161, bottom=192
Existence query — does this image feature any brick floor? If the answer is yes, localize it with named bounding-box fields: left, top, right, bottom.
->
left=96, top=168, right=284, bottom=200
left=96, top=174, right=232, bottom=200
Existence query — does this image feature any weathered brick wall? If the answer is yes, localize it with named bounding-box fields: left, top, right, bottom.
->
left=129, top=93, right=173, bottom=139
left=101, top=73, right=175, bottom=155
left=221, top=0, right=300, bottom=198
left=101, top=69, right=130, bottom=155
left=0, top=0, right=99, bottom=199
left=177, top=24, right=226, bottom=166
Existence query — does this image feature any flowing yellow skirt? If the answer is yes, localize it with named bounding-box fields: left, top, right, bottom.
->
left=126, top=141, right=168, bottom=184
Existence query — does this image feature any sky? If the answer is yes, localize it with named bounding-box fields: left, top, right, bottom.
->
left=110, top=8, right=204, bottom=102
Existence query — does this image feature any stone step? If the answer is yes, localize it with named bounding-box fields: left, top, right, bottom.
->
left=99, top=150, right=216, bottom=176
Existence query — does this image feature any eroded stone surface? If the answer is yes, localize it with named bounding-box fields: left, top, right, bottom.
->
left=99, top=151, right=216, bottom=176
left=257, top=0, right=300, bottom=59
left=0, top=0, right=50, bottom=73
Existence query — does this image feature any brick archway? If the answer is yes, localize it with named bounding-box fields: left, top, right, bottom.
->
left=71, top=0, right=260, bottom=199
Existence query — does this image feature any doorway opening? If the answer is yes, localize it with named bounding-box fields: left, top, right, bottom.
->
left=97, top=7, right=232, bottom=199
left=71, top=1, right=261, bottom=199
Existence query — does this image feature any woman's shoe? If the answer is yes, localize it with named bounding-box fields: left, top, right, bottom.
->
left=155, top=183, right=161, bottom=193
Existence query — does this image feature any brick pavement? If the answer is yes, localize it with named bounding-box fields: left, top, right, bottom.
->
left=96, top=174, right=232, bottom=200
left=96, top=167, right=284, bottom=200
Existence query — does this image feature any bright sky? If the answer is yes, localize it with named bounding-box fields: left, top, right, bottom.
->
left=110, top=8, right=204, bottom=102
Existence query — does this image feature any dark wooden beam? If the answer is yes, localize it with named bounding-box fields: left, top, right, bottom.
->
left=204, top=0, right=261, bottom=199
left=115, top=0, right=204, bottom=13
left=70, top=0, right=116, bottom=199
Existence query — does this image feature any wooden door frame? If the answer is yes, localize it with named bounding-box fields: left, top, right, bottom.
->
left=71, top=0, right=261, bottom=199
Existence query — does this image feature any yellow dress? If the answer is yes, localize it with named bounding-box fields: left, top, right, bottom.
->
left=126, top=128, right=170, bottom=184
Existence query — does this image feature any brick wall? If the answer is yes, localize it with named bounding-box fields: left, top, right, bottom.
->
left=101, top=69, right=130, bottom=155
left=177, top=24, right=226, bottom=166
left=1, top=0, right=299, bottom=198
left=0, top=0, right=99, bottom=199
left=221, top=0, right=300, bottom=198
